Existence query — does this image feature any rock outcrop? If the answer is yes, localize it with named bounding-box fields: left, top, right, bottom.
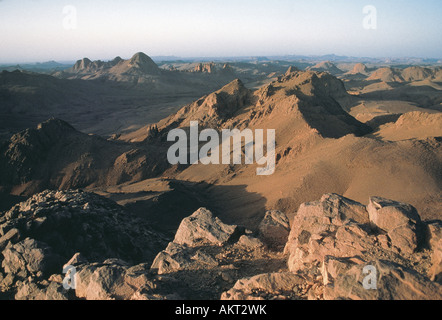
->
left=158, top=79, right=251, bottom=130
left=258, top=210, right=290, bottom=250
left=69, top=52, right=161, bottom=78
left=1, top=192, right=440, bottom=300
left=322, top=259, right=441, bottom=300
left=0, top=190, right=167, bottom=299
left=173, top=208, right=239, bottom=247
left=367, top=196, right=424, bottom=254
left=282, top=193, right=441, bottom=300
left=427, top=221, right=442, bottom=283
left=221, top=273, right=307, bottom=300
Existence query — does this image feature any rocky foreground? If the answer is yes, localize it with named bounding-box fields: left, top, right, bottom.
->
left=0, top=191, right=440, bottom=300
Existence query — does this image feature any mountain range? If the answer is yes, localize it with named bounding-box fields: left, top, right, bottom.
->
left=0, top=52, right=441, bottom=301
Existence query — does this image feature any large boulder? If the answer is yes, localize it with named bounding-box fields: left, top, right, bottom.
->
left=284, top=194, right=370, bottom=272
left=258, top=210, right=290, bottom=250
left=323, top=259, right=442, bottom=300
left=426, top=221, right=442, bottom=283
left=367, top=197, right=423, bottom=254
left=74, top=259, right=134, bottom=300
left=173, top=208, right=239, bottom=247
left=15, top=279, right=69, bottom=300
left=0, top=228, right=20, bottom=251
left=151, top=242, right=219, bottom=275
left=152, top=208, right=245, bottom=275
left=2, top=238, right=61, bottom=279
left=221, top=273, right=307, bottom=300
left=64, top=255, right=183, bottom=300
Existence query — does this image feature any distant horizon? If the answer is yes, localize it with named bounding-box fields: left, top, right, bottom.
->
left=1, top=0, right=442, bottom=64
left=2, top=51, right=442, bottom=66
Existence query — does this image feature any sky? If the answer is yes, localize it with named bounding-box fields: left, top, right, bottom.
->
left=0, top=0, right=441, bottom=63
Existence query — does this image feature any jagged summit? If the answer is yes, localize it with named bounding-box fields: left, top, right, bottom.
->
left=127, top=52, right=160, bottom=74
left=35, top=118, right=77, bottom=137
left=112, top=56, right=123, bottom=64
left=72, top=58, right=93, bottom=71
left=151, top=71, right=369, bottom=143
left=285, top=66, right=300, bottom=75
left=250, top=70, right=371, bottom=139
left=158, top=78, right=251, bottom=129
left=129, top=52, right=151, bottom=63
left=67, top=52, right=161, bottom=78
left=11, top=118, right=77, bottom=146
left=218, top=78, right=246, bottom=94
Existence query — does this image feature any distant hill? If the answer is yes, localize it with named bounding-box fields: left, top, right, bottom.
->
left=307, top=61, right=343, bottom=75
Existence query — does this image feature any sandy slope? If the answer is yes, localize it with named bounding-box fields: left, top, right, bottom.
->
left=1, top=66, right=441, bottom=234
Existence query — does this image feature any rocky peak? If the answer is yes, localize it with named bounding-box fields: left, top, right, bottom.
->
left=350, top=63, right=369, bottom=75
left=307, top=61, right=343, bottom=75
left=36, top=118, right=76, bottom=136
left=160, top=79, right=251, bottom=129
left=127, top=52, right=160, bottom=75
left=72, top=58, right=92, bottom=71
left=111, top=56, right=123, bottom=65
left=285, top=66, right=300, bottom=75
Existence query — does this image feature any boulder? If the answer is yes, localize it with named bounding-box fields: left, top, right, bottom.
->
left=367, top=197, right=423, bottom=254
left=323, top=259, right=442, bottom=300
left=0, top=190, right=166, bottom=265
left=75, top=259, right=133, bottom=300
left=74, top=259, right=184, bottom=300
left=235, top=235, right=265, bottom=250
left=284, top=194, right=371, bottom=272
left=221, top=273, right=307, bottom=300
left=64, top=252, right=88, bottom=268
left=426, top=221, right=442, bottom=283
left=15, top=279, right=69, bottom=300
left=173, top=208, right=238, bottom=247
left=151, top=242, right=219, bottom=275
left=0, top=228, right=20, bottom=251
left=258, top=210, right=290, bottom=250
left=2, top=238, right=60, bottom=279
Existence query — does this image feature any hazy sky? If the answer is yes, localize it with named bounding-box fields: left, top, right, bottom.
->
left=0, top=0, right=441, bottom=63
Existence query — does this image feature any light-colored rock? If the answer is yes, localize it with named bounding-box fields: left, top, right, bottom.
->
left=64, top=252, right=88, bottom=268
left=324, top=259, right=442, bottom=300
left=235, top=235, right=265, bottom=250
left=221, top=273, right=306, bottom=300
left=321, top=256, right=365, bottom=287
left=151, top=242, right=219, bottom=275
left=15, top=280, right=69, bottom=300
left=2, top=238, right=60, bottom=278
left=75, top=259, right=133, bottom=300
left=258, top=210, right=290, bottom=249
left=0, top=228, right=20, bottom=251
left=173, top=208, right=238, bottom=247
left=285, top=194, right=370, bottom=272
left=289, top=223, right=374, bottom=272
left=426, top=221, right=442, bottom=283
left=367, top=197, right=422, bottom=254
